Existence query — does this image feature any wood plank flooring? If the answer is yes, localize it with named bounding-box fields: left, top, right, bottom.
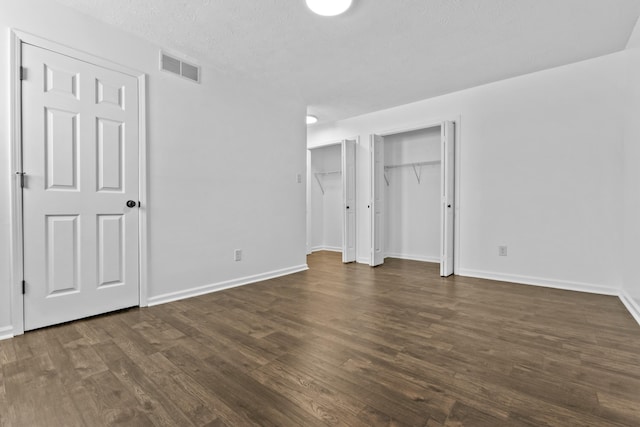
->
left=1, top=251, right=640, bottom=426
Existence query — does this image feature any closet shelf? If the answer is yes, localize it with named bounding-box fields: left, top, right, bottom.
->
left=315, top=170, right=341, bottom=175
left=314, top=170, right=341, bottom=195
left=384, top=160, right=440, bottom=185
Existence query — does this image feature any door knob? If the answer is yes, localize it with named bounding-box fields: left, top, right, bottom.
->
left=126, top=200, right=137, bottom=208
left=346, top=206, right=350, bottom=209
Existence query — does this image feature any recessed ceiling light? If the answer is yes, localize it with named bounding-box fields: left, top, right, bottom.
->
left=306, top=115, right=318, bottom=125
left=306, top=0, right=352, bottom=16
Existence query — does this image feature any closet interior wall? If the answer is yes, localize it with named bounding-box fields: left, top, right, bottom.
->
left=384, top=127, right=441, bottom=262
left=310, top=145, right=343, bottom=252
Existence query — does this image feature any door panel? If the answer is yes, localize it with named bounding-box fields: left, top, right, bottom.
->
left=97, top=214, right=125, bottom=287
left=97, top=118, right=125, bottom=192
left=370, top=134, right=385, bottom=266
left=96, top=79, right=125, bottom=108
left=44, top=64, right=79, bottom=98
left=440, top=121, right=455, bottom=277
left=342, top=140, right=356, bottom=263
left=22, top=43, right=140, bottom=330
left=46, top=215, right=79, bottom=295
left=45, top=108, right=79, bottom=190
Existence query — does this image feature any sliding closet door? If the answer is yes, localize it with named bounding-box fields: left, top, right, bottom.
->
left=440, top=121, right=455, bottom=276
left=370, top=134, right=385, bottom=267
left=342, top=140, right=357, bottom=263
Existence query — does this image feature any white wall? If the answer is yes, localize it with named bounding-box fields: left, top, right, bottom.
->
left=309, top=145, right=342, bottom=251
left=0, top=0, right=307, bottom=334
left=384, top=128, right=441, bottom=262
left=309, top=52, right=626, bottom=294
left=622, top=19, right=640, bottom=321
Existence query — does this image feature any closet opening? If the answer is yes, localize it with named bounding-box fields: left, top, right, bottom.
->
left=370, top=121, right=455, bottom=276
left=307, top=140, right=357, bottom=263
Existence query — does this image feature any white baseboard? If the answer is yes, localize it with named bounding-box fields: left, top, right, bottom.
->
left=457, top=268, right=619, bottom=296
left=148, top=264, right=309, bottom=307
left=0, top=326, right=13, bottom=341
left=310, top=246, right=342, bottom=253
left=619, top=290, right=640, bottom=327
left=385, top=253, right=440, bottom=264
left=357, top=256, right=370, bottom=265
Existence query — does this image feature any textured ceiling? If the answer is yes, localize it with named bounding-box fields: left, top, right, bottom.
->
left=57, top=0, right=640, bottom=123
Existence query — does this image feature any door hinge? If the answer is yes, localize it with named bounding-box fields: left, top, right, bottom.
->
left=16, top=172, right=25, bottom=188
left=21, top=280, right=26, bottom=295
left=20, top=66, right=26, bottom=81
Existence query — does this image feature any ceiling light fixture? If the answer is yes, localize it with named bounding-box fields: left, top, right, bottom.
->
left=306, top=115, right=318, bottom=125
left=305, top=0, right=352, bottom=16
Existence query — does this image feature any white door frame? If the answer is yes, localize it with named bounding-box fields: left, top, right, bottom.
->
left=306, top=149, right=312, bottom=255
left=376, top=116, right=462, bottom=275
left=308, top=142, right=342, bottom=254
left=8, top=29, right=149, bottom=336
left=307, top=138, right=358, bottom=260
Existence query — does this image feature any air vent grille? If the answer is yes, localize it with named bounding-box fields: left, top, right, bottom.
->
left=160, top=52, right=200, bottom=83
left=181, top=62, right=199, bottom=81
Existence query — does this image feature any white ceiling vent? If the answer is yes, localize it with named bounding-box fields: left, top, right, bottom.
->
left=160, top=51, right=200, bottom=83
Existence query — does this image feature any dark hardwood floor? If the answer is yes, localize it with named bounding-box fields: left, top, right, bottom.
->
left=1, top=251, right=640, bottom=426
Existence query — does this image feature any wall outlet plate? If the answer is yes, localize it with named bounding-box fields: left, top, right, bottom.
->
left=498, top=246, right=508, bottom=256
left=234, top=249, right=242, bottom=261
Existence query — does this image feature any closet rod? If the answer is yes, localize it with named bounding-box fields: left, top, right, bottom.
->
left=384, top=160, right=440, bottom=185
left=384, top=160, right=440, bottom=170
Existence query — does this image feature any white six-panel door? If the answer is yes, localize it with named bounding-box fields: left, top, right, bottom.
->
left=21, top=43, right=140, bottom=330
left=342, top=139, right=356, bottom=263
left=440, top=121, right=455, bottom=277
left=370, top=134, right=385, bottom=267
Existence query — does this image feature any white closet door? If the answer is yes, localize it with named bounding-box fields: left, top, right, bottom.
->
left=440, top=121, right=455, bottom=277
left=342, top=139, right=356, bottom=263
left=370, top=134, right=385, bottom=266
left=22, top=43, right=140, bottom=330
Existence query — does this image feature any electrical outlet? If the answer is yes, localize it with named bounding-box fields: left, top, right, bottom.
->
left=296, top=173, right=302, bottom=184
left=498, top=246, right=508, bottom=257
left=234, top=249, right=242, bottom=261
